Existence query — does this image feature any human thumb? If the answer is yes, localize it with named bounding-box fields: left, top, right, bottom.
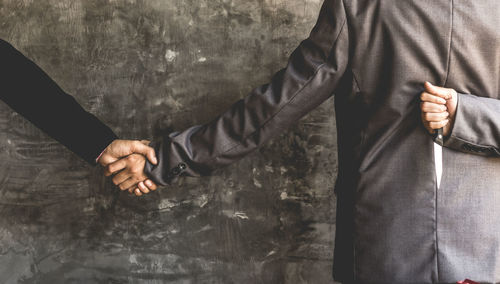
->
left=424, top=81, right=452, bottom=100
left=134, top=141, right=158, bottom=165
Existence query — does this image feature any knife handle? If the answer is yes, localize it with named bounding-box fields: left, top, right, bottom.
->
left=435, top=128, right=444, bottom=146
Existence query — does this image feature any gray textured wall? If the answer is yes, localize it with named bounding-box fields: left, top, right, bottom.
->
left=0, top=0, right=338, bottom=283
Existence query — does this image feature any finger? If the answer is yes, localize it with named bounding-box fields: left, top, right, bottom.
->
left=424, top=82, right=452, bottom=100
left=105, top=158, right=128, bottom=176
left=126, top=185, right=138, bottom=194
left=118, top=177, right=139, bottom=191
left=423, top=112, right=449, bottom=122
left=428, top=119, right=449, bottom=129
left=420, top=102, right=447, bottom=113
left=132, top=141, right=158, bottom=165
left=138, top=182, right=151, bottom=194
left=145, top=179, right=158, bottom=191
left=135, top=188, right=143, bottom=196
left=424, top=124, right=434, bottom=135
left=112, top=170, right=131, bottom=186
left=420, top=92, right=447, bottom=104
left=98, top=154, right=119, bottom=167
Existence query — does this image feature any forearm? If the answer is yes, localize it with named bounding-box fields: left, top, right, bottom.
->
left=0, top=39, right=117, bottom=164
left=145, top=0, right=350, bottom=185
left=444, top=92, right=500, bottom=156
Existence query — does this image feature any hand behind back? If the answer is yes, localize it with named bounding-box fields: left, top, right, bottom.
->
left=420, top=81, right=458, bottom=137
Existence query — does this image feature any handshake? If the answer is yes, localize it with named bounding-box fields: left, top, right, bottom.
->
left=97, top=140, right=159, bottom=196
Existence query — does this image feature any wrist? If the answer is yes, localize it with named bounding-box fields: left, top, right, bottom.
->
left=96, top=139, right=116, bottom=164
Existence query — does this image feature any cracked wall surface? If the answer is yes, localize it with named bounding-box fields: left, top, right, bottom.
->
left=0, top=0, right=339, bottom=283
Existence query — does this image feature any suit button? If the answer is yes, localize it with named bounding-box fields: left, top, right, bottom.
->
left=462, top=144, right=473, bottom=151
left=170, top=163, right=187, bottom=176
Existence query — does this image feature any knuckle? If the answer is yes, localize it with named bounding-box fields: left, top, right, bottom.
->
left=128, top=155, right=137, bottom=163
left=133, top=141, right=142, bottom=149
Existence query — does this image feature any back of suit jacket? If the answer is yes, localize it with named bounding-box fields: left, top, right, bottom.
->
left=145, top=1, right=500, bottom=282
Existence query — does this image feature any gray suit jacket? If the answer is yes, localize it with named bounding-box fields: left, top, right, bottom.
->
left=145, top=0, right=500, bottom=282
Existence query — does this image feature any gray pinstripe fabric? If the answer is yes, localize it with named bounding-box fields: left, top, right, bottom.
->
left=145, top=1, right=500, bottom=282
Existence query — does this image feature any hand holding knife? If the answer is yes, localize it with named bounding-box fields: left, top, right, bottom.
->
left=420, top=81, right=458, bottom=146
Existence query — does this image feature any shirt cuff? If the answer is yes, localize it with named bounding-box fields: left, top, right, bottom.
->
left=96, top=149, right=106, bottom=163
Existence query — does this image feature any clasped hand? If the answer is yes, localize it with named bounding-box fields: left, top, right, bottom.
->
left=420, top=81, right=458, bottom=137
left=97, top=140, right=158, bottom=196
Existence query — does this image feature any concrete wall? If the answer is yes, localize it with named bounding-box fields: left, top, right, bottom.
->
left=0, top=0, right=338, bottom=283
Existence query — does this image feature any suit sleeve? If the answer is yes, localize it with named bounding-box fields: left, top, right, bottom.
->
left=0, top=39, right=118, bottom=165
left=145, top=0, right=350, bottom=186
left=443, top=92, right=500, bottom=156
left=443, top=93, right=500, bottom=157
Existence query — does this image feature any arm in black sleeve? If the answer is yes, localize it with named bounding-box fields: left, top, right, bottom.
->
left=0, top=39, right=117, bottom=165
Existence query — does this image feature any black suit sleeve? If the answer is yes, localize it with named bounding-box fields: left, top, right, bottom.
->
left=0, top=39, right=118, bottom=165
